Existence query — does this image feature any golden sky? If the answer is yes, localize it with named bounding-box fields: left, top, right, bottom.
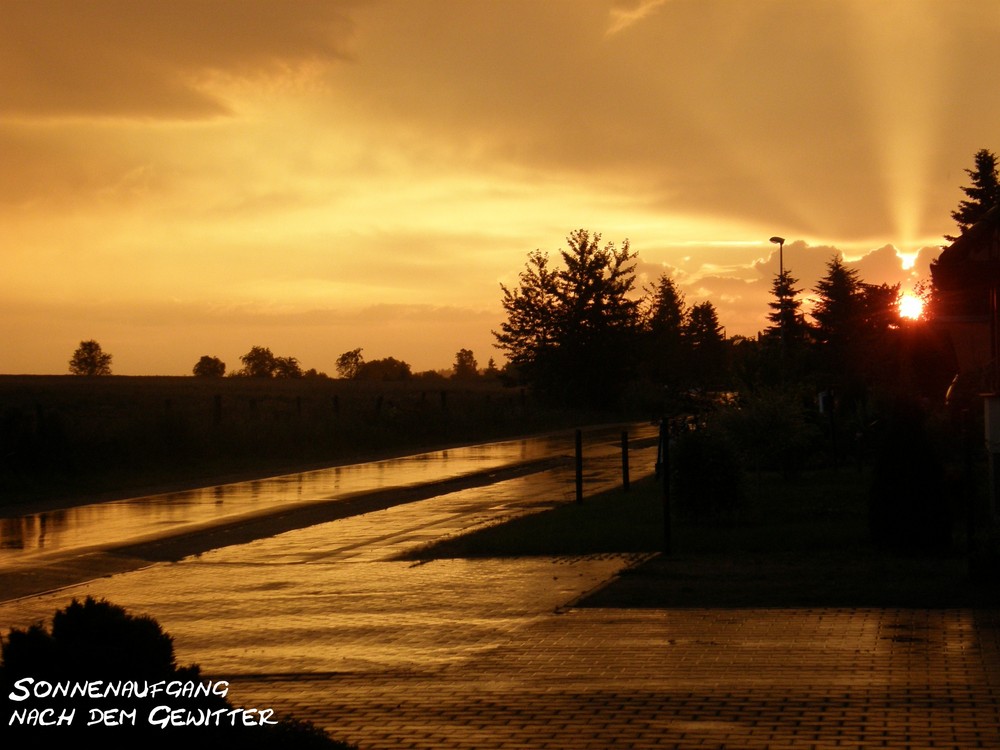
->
left=3, top=0, right=999, bottom=375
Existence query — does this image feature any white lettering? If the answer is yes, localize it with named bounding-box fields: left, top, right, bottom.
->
left=8, top=708, right=75, bottom=726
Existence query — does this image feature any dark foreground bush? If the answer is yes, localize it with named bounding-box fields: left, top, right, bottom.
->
left=1, top=597, right=355, bottom=749
left=868, top=400, right=953, bottom=554
left=671, top=427, right=745, bottom=520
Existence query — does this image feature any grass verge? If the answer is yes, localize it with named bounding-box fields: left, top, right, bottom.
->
left=402, top=467, right=1000, bottom=609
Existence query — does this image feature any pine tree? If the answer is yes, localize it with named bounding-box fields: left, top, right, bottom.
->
left=764, top=270, right=811, bottom=346
left=812, top=255, right=864, bottom=348
left=686, top=301, right=727, bottom=385
left=948, top=148, right=1000, bottom=240
left=642, top=272, right=689, bottom=387
left=493, top=230, right=642, bottom=405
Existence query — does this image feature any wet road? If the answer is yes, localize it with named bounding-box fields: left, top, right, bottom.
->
left=0, top=423, right=657, bottom=567
left=2, top=423, right=999, bottom=750
left=0, top=424, right=659, bottom=676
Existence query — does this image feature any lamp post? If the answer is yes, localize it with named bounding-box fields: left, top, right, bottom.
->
left=770, top=236, right=785, bottom=278
left=770, top=236, right=787, bottom=346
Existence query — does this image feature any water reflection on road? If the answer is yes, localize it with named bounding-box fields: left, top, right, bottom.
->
left=0, top=424, right=657, bottom=564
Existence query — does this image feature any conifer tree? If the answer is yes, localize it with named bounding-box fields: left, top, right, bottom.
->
left=948, top=148, right=1000, bottom=240
left=764, top=270, right=811, bottom=346
left=811, top=255, right=864, bottom=349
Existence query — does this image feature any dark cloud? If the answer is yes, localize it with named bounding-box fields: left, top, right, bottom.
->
left=1, top=0, right=357, bottom=119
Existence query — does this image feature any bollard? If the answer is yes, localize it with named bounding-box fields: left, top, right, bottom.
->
left=621, top=430, right=630, bottom=492
left=659, top=420, right=672, bottom=555
left=575, top=429, right=584, bottom=504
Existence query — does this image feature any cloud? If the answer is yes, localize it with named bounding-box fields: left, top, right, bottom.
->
left=606, top=0, right=669, bottom=35
left=0, top=0, right=357, bottom=120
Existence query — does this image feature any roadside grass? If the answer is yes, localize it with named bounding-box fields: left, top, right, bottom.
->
left=403, top=466, right=1000, bottom=609
left=402, top=468, right=877, bottom=560
left=402, top=474, right=666, bottom=560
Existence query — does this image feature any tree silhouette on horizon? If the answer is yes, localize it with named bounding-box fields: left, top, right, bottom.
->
left=68, top=339, right=112, bottom=376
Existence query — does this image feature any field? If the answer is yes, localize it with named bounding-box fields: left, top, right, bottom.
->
left=0, top=375, right=633, bottom=508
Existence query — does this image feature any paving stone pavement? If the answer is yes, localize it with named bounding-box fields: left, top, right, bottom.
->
left=227, top=605, right=1000, bottom=750
left=2, top=445, right=999, bottom=749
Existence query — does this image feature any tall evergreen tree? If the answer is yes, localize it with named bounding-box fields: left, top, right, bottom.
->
left=686, top=301, right=727, bottom=385
left=764, top=270, right=811, bottom=346
left=811, top=255, right=864, bottom=349
left=948, top=148, right=1000, bottom=240
left=494, top=230, right=642, bottom=405
left=646, top=273, right=687, bottom=340
left=642, top=272, right=689, bottom=388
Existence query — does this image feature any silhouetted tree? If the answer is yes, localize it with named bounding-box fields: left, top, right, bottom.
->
left=453, top=349, right=479, bottom=379
left=494, top=229, right=641, bottom=405
left=336, top=348, right=364, bottom=379
left=193, top=355, right=226, bottom=377
left=686, top=301, right=727, bottom=385
left=240, top=346, right=276, bottom=377
left=948, top=148, right=1000, bottom=240
left=68, top=339, right=112, bottom=376
left=274, top=356, right=303, bottom=378
left=494, top=249, right=559, bottom=379
left=764, top=270, right=811, bottom=347
left=356, top=357, right=412, bottom=381
left=642, top=272, right=689, bottom=388
left=812, top=255, right=864, bottom=349
left=483, top=357, right=501, bottom=378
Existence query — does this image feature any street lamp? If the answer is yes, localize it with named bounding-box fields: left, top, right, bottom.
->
left=770, top=236, right=788, bottom=346
left=770, top=236, right=785, bottom=278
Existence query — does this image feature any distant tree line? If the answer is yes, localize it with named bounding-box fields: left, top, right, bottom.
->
left=67, top=340, right=500, bottom=383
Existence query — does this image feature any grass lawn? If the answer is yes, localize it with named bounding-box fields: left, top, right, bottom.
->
left=402, top=466, right=1000, bottom=609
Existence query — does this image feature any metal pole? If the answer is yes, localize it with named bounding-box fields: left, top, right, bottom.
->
left=575, top=429, right=584, bottom=504
left=621, top=430, right=630, bottom=492
left=660, top=420, right=672, bottom=554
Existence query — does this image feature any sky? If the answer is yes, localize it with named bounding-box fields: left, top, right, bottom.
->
left=3, top=0, right=1000, bottom=376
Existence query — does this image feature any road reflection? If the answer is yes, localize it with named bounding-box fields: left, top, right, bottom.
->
left=0, top=424, right=656, bottom=563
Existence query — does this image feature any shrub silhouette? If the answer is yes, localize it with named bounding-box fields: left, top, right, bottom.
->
left=1, top=596, right=355, bottom=748
left=672, top=427, right=745, bottom=520
left=868, top=400, right=952, bottom=554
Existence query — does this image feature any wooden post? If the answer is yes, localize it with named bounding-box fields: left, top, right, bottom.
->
left=659, top=420, right=672, bottom=555
left=575, top=429, right=584, bottom=504
left=621, top=430, right=630, bottom=492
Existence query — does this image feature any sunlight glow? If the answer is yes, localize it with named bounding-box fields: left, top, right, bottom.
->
left=897, top=250, right=919, bottom=270
left=899, top=293, right=924, bottom=320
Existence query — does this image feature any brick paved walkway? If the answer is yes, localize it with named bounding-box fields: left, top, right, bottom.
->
left=228, top=605, right=1000, bottom=749
left=2, top=445, right=999, bottom=749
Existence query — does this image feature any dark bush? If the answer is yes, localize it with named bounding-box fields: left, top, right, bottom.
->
left=671, top=427, right=745, bottom=520
left=868, top=399, right=953, bottom=554
left=1, top=597, right=355, bottom=748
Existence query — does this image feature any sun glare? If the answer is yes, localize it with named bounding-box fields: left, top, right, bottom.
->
left=899, top=293, right=924, bottom=320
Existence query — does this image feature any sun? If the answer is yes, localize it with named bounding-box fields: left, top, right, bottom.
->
left=899, top=293, right=924, bottom=320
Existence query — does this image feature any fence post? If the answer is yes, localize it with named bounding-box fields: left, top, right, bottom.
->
left=575, top=429, right=584, bottom=504
left=621, top=430, right=630, bottom=492
left=659, top=420, right=672, bottom=554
